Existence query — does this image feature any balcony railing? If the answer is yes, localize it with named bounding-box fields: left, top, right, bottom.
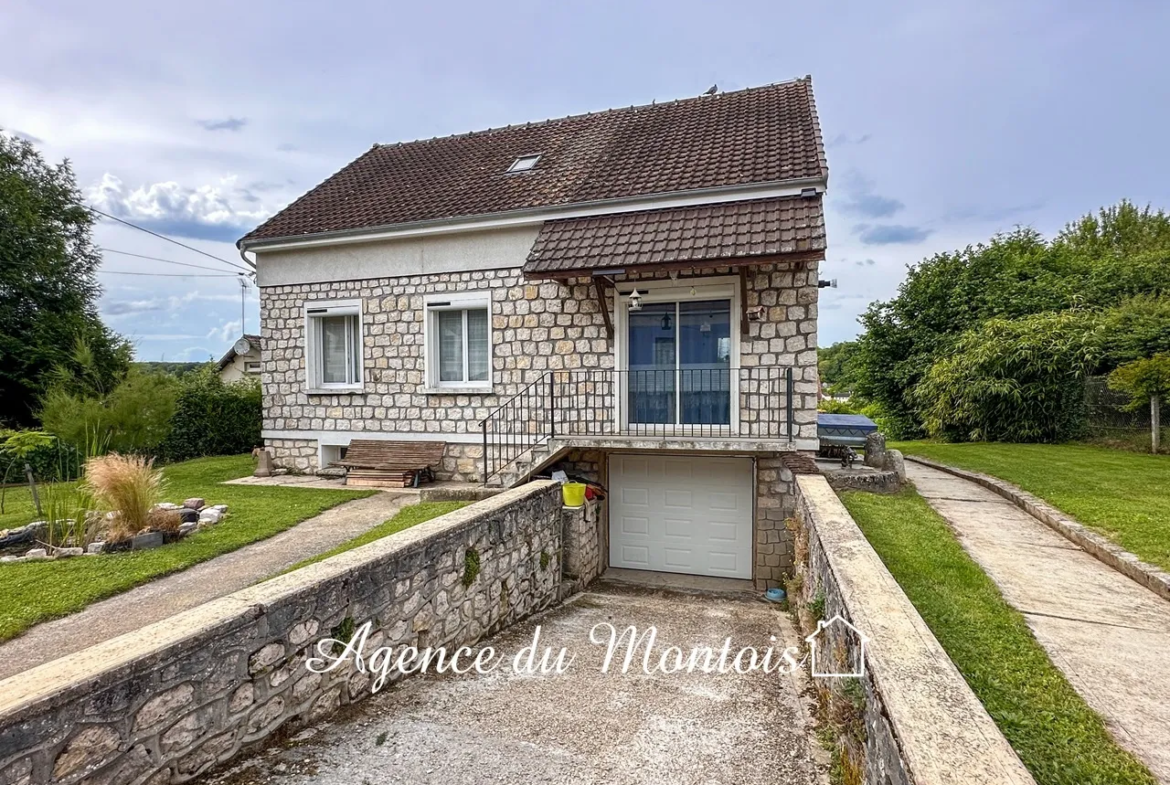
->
left=479, top=367, right=795, bottom=484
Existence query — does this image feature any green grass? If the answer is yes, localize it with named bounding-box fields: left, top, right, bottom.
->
left=893, top=442, right=1170, bottom=571
left=841, top=487, right=1155, bottom=785
left=0, top=455, right=370, bottom=641
left=285, top=501, right=468, bottom=572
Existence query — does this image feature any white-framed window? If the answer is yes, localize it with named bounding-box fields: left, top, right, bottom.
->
left=424, top=293, right=492, bottom=391
left=305, top=299, right=364, bottom=392
left=507, top=154, right=541, bottom=173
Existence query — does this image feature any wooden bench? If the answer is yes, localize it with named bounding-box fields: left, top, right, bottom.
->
left=331, top=440, right=446, bottom=488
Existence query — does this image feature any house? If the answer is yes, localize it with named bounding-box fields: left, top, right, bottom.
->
left=215, top=335, right=263, bottom=382
left=239, top=78, right=828, bottom=589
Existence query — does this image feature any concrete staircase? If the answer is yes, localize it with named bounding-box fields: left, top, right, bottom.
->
left=486, top=440, right=571, bottom=489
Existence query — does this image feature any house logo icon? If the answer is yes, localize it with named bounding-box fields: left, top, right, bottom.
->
left=805, top=615, right=869, bottom=678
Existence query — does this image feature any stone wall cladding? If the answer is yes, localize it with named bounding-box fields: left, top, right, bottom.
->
left=0, top=482, right=567, bottom=785
left=790, top=475, right=1035, bottom=785
left=259, top=261, right=819, bottom=476
left=755, top=453, right=797, bottom=589
left=561, top=501, right=604, bottom=595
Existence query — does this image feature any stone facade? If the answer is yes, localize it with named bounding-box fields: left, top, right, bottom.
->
left=258, top=261, right=820, bottom=478
left=0, top=483, right=568, bottom=785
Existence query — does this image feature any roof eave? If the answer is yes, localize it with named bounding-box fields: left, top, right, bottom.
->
left=522, top=249, right=827, bottom=281
left=238, top=176, right=828, bottom=252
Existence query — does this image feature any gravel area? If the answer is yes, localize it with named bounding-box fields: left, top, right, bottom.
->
left=199, top=584, right=821, bottom=785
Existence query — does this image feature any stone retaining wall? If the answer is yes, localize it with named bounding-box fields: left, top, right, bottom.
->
left=791, top=475, right=1035, bottom=785
left=0, top=482, right=567, bottom=785
left=561, top=500, right=604, bottom=595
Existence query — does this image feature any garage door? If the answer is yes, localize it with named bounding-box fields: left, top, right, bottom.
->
left=609, top=454, right=754, bottom=578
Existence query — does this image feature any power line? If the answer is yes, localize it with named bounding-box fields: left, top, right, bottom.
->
left=98, top=269, right=242, bottom=278
left=85, top=206, right=252, bottom=273
left=97, top=247, right=242, bottom=274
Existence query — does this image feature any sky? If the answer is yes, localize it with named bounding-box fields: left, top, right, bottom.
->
left=3, top=0, right=1169, bottom=360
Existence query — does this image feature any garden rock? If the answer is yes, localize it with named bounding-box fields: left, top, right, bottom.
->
left=178, top=508, right=199, bottom=524
left=55, top=547, right=84, bottom=558
left=199, top=509, right=223, bottom=525
left=25, top=548, right=48, bottom=559
left=211, top=504, right=229, bottom=514
left=131, top=532, right=164, bottom=550
left=87, top=542, right=105, bottom=554
left=179, top=522, right=197, bottom=536
left=155, top=502, right=180, bottom=511
left=183, top=498, right=205, bottom=510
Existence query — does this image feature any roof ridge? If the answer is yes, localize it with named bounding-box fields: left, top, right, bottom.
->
left=374, top=76, right=813, bottom=150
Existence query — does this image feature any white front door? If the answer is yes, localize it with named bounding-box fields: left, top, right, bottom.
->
left=609, top=454, right=754, bottom=578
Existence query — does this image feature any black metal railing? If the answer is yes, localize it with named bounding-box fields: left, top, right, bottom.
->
left=479, top=367, right=795, bottom=484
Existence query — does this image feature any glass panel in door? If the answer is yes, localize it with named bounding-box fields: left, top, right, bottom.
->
left=679, top=300, right=731, bottom=425
left=627, top=302, right=676, bottom=425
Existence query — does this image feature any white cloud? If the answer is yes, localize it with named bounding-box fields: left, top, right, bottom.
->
left=206, top=319, right=243, bottom=344
left=87, top=173, right=272, bottom=243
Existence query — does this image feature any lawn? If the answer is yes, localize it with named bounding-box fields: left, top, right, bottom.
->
left=285, top=501, right=468, bottom=573
left=0, top=455, right=370, bottom=641
left=841, top=488, right=1156, bottom=785
left=893, top=442, right=1170, bottom=572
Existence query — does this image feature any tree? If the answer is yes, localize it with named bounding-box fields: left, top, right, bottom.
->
left=0, top=133, right=130, bottom=426
left=853, top=202, right=1170, bottom=439
left=817, top=341, right=862, bottom=396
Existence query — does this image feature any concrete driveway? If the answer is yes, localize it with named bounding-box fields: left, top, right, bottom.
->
left=201, top=583, right=821, bottom=785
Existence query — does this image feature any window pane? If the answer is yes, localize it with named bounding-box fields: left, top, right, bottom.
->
left=320, top=316, right=350, bottom=384
left=438, top=310, right=464, bottom=382
left=467, top=309, right=489, bottom=382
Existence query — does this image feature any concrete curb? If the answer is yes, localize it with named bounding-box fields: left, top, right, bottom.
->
left=905, top=455, right=1170, bottom=603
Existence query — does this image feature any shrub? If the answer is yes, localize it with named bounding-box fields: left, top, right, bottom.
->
left=1108, top=354, right=1170, bottom=411
left=40, top=368, right=178, bottom=456
left=83, top=454, right=165, bottom=540
left=159, top=369, right=261, bottom=462
left=914, top=312, right=1102, bottom=442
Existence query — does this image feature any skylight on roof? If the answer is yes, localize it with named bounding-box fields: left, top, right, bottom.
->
left=507, top=154, right=541, bottom=173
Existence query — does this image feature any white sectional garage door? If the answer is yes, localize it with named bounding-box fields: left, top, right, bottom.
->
left=609, top=454, right=753, bottom=578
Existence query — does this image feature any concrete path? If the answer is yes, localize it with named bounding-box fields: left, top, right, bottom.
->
left=907, top=461, right=1170, bottom=783
left=0, top=493, right=412, bottom=680
left=198, top=584, right=821, bottom=785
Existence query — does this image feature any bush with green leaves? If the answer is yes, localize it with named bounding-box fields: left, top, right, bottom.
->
left=158, top=369, right=261, bottom=462
left=854, top=201, right=1170, bottom=439
left=39, top=345, right=179, bottom=456
left=0, top=429, right=82, bottom=484
left=914, top=312, right=1102, bottom=443
left=1108, top=354, right=1170, bottom=411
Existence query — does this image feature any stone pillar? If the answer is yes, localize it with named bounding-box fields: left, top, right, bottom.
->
left=864, top=432, right=887, bottom=469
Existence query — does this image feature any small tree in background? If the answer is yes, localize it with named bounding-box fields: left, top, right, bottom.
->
left=1108, top=354, right=1170, bottom=452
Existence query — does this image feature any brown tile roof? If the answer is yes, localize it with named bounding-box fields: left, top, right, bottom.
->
left=241, top=78, right=828, bottom=245
left=522, top=195, right=825, bottom=277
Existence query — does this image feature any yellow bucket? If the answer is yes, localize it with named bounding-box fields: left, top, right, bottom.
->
left=562, top=482, right=587, bottom=508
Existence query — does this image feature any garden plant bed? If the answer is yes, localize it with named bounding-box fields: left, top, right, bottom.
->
left=0, top=455, right=370, bottom=641
left=0, top=498, right=230, bottom=563
left=840, top=486, right=1156, bottom=785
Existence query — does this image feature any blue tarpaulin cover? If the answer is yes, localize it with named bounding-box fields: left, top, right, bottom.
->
left=817, top=413, right=878, bottom=431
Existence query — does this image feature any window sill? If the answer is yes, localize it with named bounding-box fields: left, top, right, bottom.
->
left=421, top=386, right=494, bottom=395
left=306, top=386, right=365, bottom=395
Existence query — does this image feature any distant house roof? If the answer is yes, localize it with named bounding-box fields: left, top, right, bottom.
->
left=216, top=335, right=262, bottom=372
left=522, top=195, right=825, bottom=278
left=240, top=78, right=828, bottom=246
